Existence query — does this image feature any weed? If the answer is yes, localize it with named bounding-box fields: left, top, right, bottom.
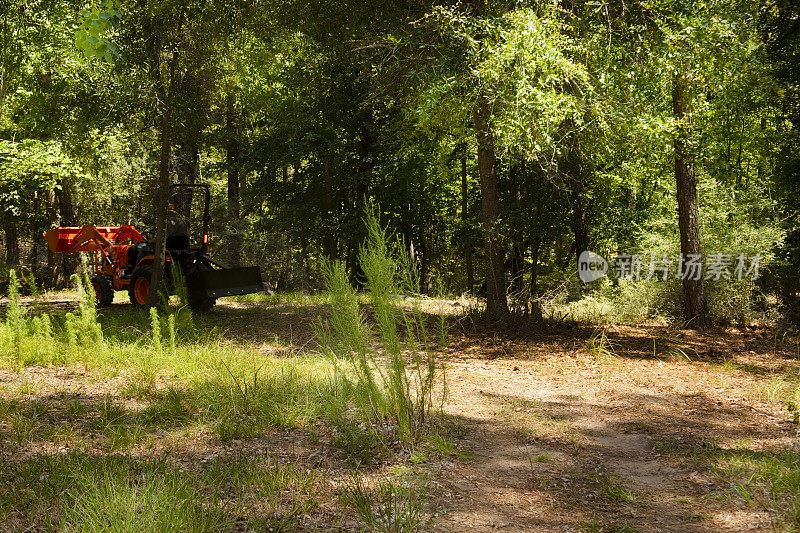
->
left=332, top=420, right=391, bottom=463
left=0, top=269, right=106, bottom=367
left=580, top=518, right=603, bottom=532
left=658, top=437, right=800, bottom=530
left=603, top=482, right=636, bottom=503
left=317, top=204, right=444, bottom=445
left=786, top=384, right=800, bottom=424
left=654, top=337, right=692, bottom=361
left=587, top=330, right=618, bottom=362
left=615, top=525, right=643, bottom=533
left=590, top=468, right=636, bottom=503
left=50, top=422, right=83, bottom=446
left=0, top=451, right=317, bottom=532
left=758, top=375, right=790, bottom=404
left=150, top=307, right=162, bottom=353
left=341, top=477, right=429, bottom=533
left=66, top=397, right=88, bottom=418
left=721, top=358, right=739, bottom=373
left=203, top=456, right=308, bottom=498
left=422, top=433, right=474, bottom=461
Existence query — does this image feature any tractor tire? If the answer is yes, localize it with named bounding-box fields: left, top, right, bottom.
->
left=189, top=297, right=216, bottom=312
left=128, top=265, right=153, bottom=308
left=90, top=275, right=114, bottom=307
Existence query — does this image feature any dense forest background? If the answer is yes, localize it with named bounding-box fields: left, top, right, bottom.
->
left=1, top=0, right=798, bottom=327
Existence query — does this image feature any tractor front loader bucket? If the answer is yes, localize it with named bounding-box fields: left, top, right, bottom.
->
left=186, top=266, right=264, bottom=301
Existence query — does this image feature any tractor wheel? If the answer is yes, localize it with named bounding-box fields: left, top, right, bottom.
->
left=128, top=266, right=153, bottom=308
left=90, top=275, right=114, bottom=307
left=189, top=297, right=216, bottom=312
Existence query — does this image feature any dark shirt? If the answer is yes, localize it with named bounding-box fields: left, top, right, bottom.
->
left=167, top=213, right=188, bottom=238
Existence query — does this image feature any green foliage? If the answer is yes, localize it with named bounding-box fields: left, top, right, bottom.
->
left=74, top=0, right=122, bottom=63
left=318, top=205, right=444, bottom=445
left=0, top=270, right=105, bottom=365
left=770, top=230, right=800, bottom=329
left=0, top=140, right=79, bottom=223
left=413, top=4, right=587, bottom=158
left=0, top=0, right=793, bottom=326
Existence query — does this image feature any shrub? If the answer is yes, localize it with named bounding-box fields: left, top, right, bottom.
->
left=317, top=204, right=444, bottom=444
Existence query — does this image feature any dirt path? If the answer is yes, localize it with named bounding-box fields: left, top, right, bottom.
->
left=430, top=326, right=799, bottom=532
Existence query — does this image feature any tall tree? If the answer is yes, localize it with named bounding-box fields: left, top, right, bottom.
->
left=461, top=146, right=474, bottom=292
left=226, top=96, right=241, bottom=267
left=673, top=73, right=711, bottom=328
left=474, top=93, right=507, bottom=317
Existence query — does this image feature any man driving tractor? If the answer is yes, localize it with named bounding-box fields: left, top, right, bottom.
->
left=44, top=184, right=263, bottom=311
left=166, top=204, right=190, bottom=251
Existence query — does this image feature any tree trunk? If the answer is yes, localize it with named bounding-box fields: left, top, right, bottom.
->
left=226, top=98, right=241, bottom=267
left=3, top=220, right=20, bottom=266
left=420, top=233, right=429, bottom=294
left=45, top=189, right=60, bottom=288
left=146, top=101, right=172, bottom=308
left=560, top=124, right=587, bottom=269
left=571, top=184, right=588, bottom=267
left=510, top=241, right=525, bottom=295
left=475, top=94, right=508, bottom=319
left=530, top=235, right=541, bottom=298
left=461, top=150, right=474, bottom=293
left=27, top=235, right=39, bottom=280
left=322, top=155, right=337, bottom=260
left=529, top=234, right=543, bottom=321
left=301, top=235, right=311, bottom=287
left=508, top=160, right=525, bottom=295
left=55, top=177, right=77, bottom=288
left=673, top=74, right=711, bottom=330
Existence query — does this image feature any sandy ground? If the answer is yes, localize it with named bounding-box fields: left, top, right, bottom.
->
left=430, top=324, right=800, bottom=532
left=1, top=296, right=799, bottom=532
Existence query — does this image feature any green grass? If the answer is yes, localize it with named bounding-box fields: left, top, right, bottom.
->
left=340, top=476, right=430, bottom=533
left=315, top=204, right=444, bottom=445
left=656, top=436, right=800, bottom=531
left=62, top=472, right=229, bottom=533
left=586, top=329, right=619, bottom=362
left=0, top=267, right=436, bottom=452
left=581, top=520, right=643, bottom=533
left=0, top=453, right=312, bottom=532
left=0, top=353, right=342, bottom=450
left=225, top=290, right=333, bottom=306
left=0, top=271, right=343, bottom=448
left=588, top=468, right=636, bottom=503
left=714, top=448, right=800, bottom=530
left=421, top=432, right=475, bottom=461
left=0, top=235, right=447, bottom=529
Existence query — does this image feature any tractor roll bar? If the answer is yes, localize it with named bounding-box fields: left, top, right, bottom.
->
left=169, top=183, right=210, bottom=254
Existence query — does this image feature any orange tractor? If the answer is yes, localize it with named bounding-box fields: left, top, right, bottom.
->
left=45, top=184, right=263, bottom=310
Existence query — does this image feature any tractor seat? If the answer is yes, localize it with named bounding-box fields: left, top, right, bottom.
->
left=124, top=242, right=154, bottom=277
